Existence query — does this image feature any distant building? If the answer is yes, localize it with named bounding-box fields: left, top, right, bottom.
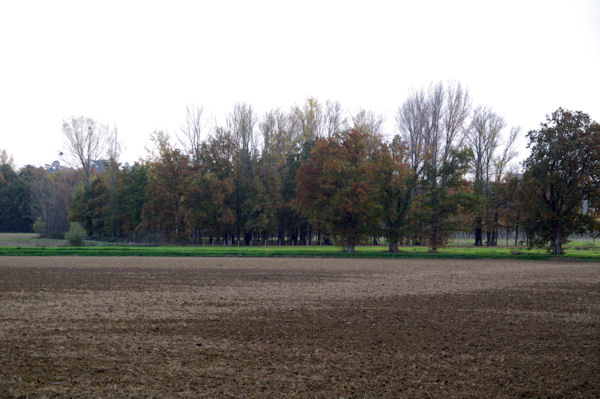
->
left=44, top=160, right=63, bottom=172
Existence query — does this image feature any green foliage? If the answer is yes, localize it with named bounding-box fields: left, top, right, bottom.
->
left=64, top=222, right=86, bottom=246
left=33, top=217, right=45, bottom=236
left=416, top=148, right=476, bottom=251
left=0, top=164, right=35, bottom=232
left=117, top=163, right=148, bottom=236
left=69, top=177, right=109, bottom=236
left=520, top=108, right=600, bottom=255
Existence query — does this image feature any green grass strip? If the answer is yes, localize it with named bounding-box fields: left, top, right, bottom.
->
left=0, top=245, right=599, bottom=262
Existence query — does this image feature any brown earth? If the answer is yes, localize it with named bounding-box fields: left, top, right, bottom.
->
left=0, top=256, right=598, bottom=398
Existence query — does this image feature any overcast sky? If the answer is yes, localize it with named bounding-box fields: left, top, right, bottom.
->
left=1, top=0, right=599, bottom=168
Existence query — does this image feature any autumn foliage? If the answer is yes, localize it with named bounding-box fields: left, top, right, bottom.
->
left=1, top=95, right=598, bottom=254
left=295, top=130, right=383, bottom=252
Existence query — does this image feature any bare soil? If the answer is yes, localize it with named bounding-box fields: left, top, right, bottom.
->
left=0, top=257, right=598, bottom=398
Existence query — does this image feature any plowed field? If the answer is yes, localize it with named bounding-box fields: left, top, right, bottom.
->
left=0, top=257, right=598, bottom=398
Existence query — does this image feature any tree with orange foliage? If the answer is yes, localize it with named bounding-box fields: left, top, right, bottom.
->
left=142, top=131, right=192, bottom=243
left=295, top=129, right=382, bottom=253
left=373, top=135, right=412, bottom=252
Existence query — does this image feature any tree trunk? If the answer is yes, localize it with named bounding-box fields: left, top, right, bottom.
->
left=347, top=242, right=355, bottom=253
left=490, top=211, right=499, bottom=246
left=299, top=225, right=306, bottom=246
left=389, top=241, right=399, bottom=253
left=474, top=217, right=483, bottom=246
left=552, top=226, right=562, bottom=255
left=514, top=222, right=519, bottom=247
left=490, top=230, right=497, bottom=246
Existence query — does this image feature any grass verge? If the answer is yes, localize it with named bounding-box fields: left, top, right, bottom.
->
left=0, top=244, right=599, bottom=261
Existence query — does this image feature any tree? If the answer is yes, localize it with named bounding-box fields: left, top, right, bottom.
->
left=323, top=101, right=348, bottom=137
left=185, top=127, right=237, bottom=245
left=62, top=116, right=109, bottom=185
left=288, top=98, right=329, bottom=245
left=0, top=162, right=35, bottom=232
left=228, top=103, right=259, bottom=245
left=296, top=129, right=382, bottom=253
left=490, top=171, right=521, bottom=246
left=465, top=107, right=518, bottom=246
left=374, top=135, right=412, bottom=252
left=116, top=162, right=148, bottom=238
left=30, top=168, right=79, bottom=238
left=396, top=82, right=474, bottom=251
left=485, top=126, right=519, bottom=246
left=416, top=148, right=474, bottom=250
left=352, top=109, right=383, bottom=136
left=142, top=131, right=192, bottom=242
left=0, top=149, right=15, bottom=169
left=104, top=126, right=122, bottom=237
left=69, top=177, right=109, bottom=236
left=520, top=108, right=600, bottom=255
left=178, top=105, right=206, bottom=168
left=294, top=97, right=324, bottom=142
left=466, top=106, right=505, bottom=246
left=65, top=222, right=86, bottom=246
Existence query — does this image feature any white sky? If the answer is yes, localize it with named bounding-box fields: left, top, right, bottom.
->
left=1, top=0, right=599, bottom=168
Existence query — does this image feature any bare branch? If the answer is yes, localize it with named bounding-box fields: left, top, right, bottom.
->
left=62, top=116, right=108, bottom=184
left=324, top=101, right=348, bottom=137
left=178, top=105, right=206, bottom=167
left=352, top=109, right=383, bottom=136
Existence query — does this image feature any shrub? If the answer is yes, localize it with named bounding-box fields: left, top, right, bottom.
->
left=33, top=216, right=46, bottom=237
left=65, top=222, right=86, bottom=246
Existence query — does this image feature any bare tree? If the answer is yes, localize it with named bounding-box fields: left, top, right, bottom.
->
left=466, top=106, right=505, bottom=245
left=104, top=125, right=122, bottom=237
left=323, top=101, right=347, bottom=137
left=352, top=109, right=385, bottom=156
left=178, top=105, right=206, bottom=168
left=396, top=81, right=472, bottom=251
left=30, top=168, right=78, bottom=238
left=467, top=106, right=505, bottom=189
left=465, top=106, right=520, bottom=246
left=397, top=82, right=471, bottom=174
left=396, top=88, right=428, bottom=172
left=260, top=109, right=295, bottom=166
left=352, top=109, right=383, bottom=136
left=62, top=116, right=108, bottom=185
left=494, top=126, right=519, bottom=181
left=228, top=103, right=258, bottom=158
left=106, top=125, right=121, bottom=188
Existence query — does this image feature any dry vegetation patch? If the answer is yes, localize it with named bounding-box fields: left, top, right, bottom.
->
left=0, top=257, right=598, bottom=398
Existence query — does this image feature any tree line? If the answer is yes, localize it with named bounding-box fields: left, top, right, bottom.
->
left=1, top=82, right=598, bottom=254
